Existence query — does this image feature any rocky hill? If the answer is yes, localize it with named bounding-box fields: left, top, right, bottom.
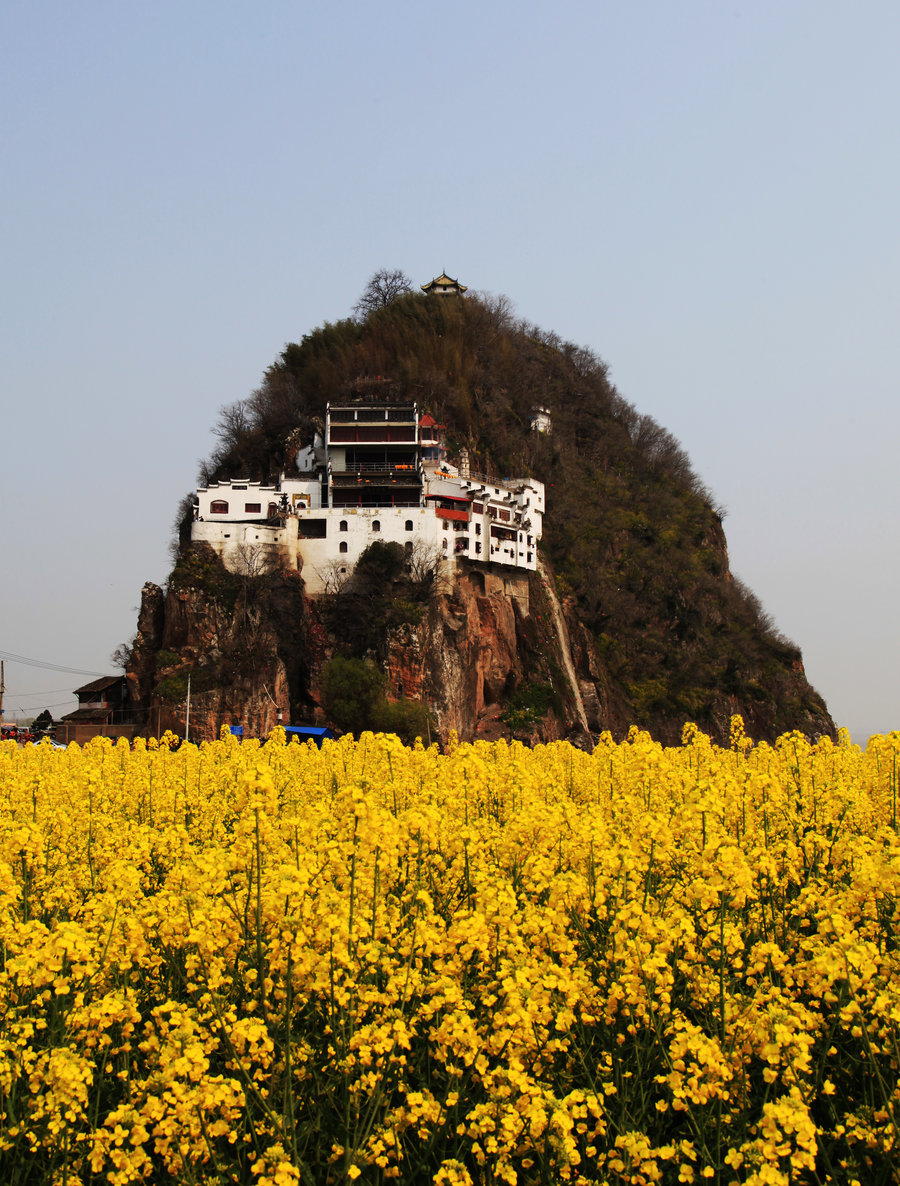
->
left=125, top=285, right=834, bottom=746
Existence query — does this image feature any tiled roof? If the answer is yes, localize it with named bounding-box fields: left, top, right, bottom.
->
left=73, top=676, right=123, bottom=696
left=60, top=706, right=115, bottom=723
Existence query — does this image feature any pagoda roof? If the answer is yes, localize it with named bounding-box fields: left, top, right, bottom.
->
left=419, top=413, right=446, bottom=428
left=421, top=272, right=467, bottom=294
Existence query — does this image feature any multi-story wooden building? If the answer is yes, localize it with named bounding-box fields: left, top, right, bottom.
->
left=191, top=399, right=544, bottom=594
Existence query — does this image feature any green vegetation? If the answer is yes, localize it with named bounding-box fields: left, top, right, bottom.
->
left=321, top=656, right=386, bottom=733
left=152, top=669, right=217, bottom=704
left=374, top=696, right=435, bottom=744
left=317, top=540, right=437, bottom=660
left=169, top=542, right=241, bottom=613
left=353, top=539, right=407, bottom=590
left=500, top=681, right=562, bottom=735
left=321, top=656, right=435, bottom=745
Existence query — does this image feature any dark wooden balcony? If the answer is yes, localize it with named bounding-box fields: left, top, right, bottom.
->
left=331, top=461, right=422, bottom=487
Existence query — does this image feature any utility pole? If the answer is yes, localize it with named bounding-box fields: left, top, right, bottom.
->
left=0, top=660, right=4, bottom=724
left=184, top=673, right=191, bottom=742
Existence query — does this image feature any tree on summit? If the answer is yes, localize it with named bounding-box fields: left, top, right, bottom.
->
left=353, top=268, right=413, bottom=319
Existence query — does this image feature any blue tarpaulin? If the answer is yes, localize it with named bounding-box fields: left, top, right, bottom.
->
left=282, top=725, right=335, bottom=748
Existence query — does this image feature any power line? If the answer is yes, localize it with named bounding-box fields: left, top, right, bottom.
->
left=0, top=650, right=109, bottom=678
left=5, top=698, right=75, bottom=714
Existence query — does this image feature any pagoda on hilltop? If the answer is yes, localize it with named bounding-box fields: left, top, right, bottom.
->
left=421, top=271, right=467, bottom=296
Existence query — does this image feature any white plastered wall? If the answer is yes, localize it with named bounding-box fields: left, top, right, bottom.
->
left=190, top=474, right=545, bottom=592
left=191, top=520, right=302, bottom=572
left=295, top=506, right=442, bottom=594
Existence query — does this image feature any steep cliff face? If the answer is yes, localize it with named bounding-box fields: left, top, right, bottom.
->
left=129, top=556, right=588, bottom=745
left=382, top=564, right=588, bottom=744
left=128, top=547, right=315, bottom=742
left=127, top=544, right=834, bottom=747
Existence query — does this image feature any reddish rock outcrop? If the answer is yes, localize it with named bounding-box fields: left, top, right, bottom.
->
left=128, top=558, right=311, bottom=742
left=127, top=542, right=835, bottom=748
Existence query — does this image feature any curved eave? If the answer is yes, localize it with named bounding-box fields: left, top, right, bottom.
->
left=421, top=273, right=468, bottom=293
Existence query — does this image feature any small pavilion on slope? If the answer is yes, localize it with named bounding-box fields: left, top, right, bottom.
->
left=421, top=272, right=467, bottom=296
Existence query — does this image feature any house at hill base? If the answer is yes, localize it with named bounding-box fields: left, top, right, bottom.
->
left=57, top=676, right=139, bottom=744
left=191, top=399, right=545, bottom=595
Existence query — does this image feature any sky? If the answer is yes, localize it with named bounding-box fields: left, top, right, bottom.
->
left=2, top=1, right=898, bottom=741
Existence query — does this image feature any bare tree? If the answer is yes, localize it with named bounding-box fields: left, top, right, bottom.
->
left=169, top=491, right=198, bottom=563
left=111, top=636, right=135, bottom=671
left=234, top=542, right=276, bottom=579
left=404, top=541, right=455, bottom=598
left=353, top=269, right=414, bottom=319
left=317, top=558, right=353, bottom=595
left=470, top=290, right=516, bottom=332
left=214, top=399, right=252, bottom=449
left=404, top=541, right=440, bottom=587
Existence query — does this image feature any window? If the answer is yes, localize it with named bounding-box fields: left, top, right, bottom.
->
left=442, top=539, right=448, bottom=549
left=245, top=503, right=261, bottom=513
left=475, top=542, right=482, bottom=554
left=210, top=500, right=229, bottom=514
left=475, top=523, right=481, bottom=535
left=372, top=520, right=380, bottom=532
left=405, top=541, right=413, bottom=552
left=233, top=485, right=247, bottom=491
left=339, top=541, right=348, bottom=553
left=340, top=520, right=348, bottom=531
left=405, top=520, right=413, bottom=531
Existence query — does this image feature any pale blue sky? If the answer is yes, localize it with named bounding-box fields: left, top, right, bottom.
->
left=2, top=1, right=898, bottom=740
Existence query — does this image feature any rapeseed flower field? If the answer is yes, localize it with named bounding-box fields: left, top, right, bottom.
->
left=0, top=720, right=898, bottom=1185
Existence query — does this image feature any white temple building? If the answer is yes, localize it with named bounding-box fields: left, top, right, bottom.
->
left=191, top=400, right=544, bottom=595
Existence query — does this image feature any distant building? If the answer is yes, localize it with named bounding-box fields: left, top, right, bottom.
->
left=58, top=676, right=137, bottom=743
left=531, top=407, right=552, bottom=434
left=421, top=272, right=468, bottom=297
left=191, top=399, right=545, bottom=594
